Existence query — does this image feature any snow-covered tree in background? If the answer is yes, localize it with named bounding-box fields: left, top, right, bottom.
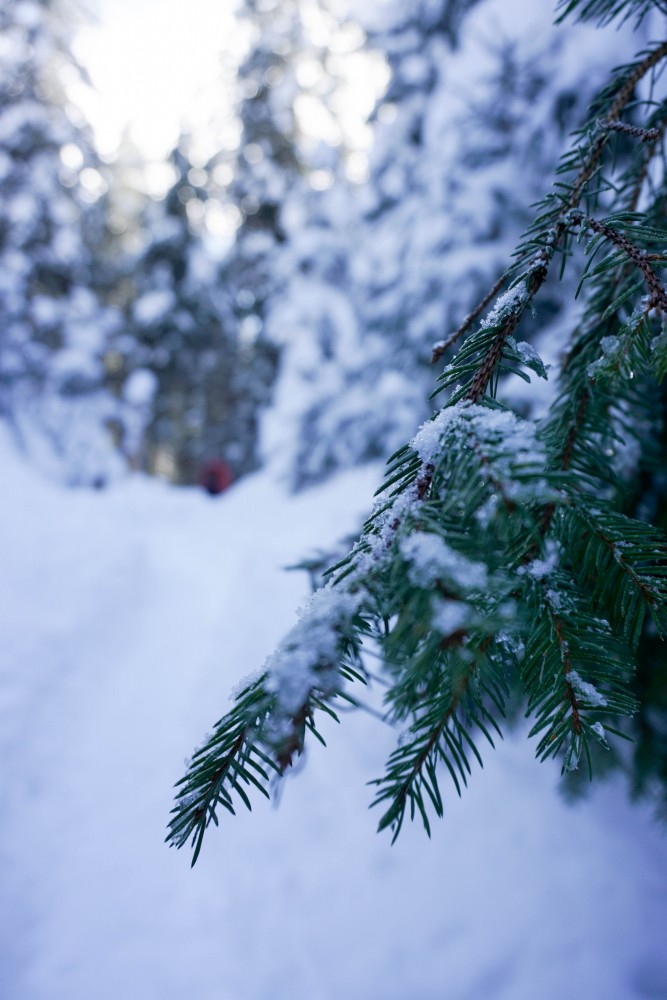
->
left=207, top=0, right=309, bottom=477
left=169, top=0, right=667, bottom=863
left=223, top=0, right=303, bottom=287
left=0, top=0, right=124, bottom=485
left=121, top=0, right=331, bottom=487
left=119, top=140, right=276, bottom=484
left=218, top=0, right=394, bottom=488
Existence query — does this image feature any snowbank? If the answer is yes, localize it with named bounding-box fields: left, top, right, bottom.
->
left=0, top=428, right=666, bottom=1000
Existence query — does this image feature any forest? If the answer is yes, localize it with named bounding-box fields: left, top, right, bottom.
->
left=1, top=0, right=667, bottom=997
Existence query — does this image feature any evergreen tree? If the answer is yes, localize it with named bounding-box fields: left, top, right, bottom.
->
left=253, top=1, right=433, bottom=488
left=111, top=0, right=339, bottom=487
left=168, top=0, right=667, bottom=863
left=121, top=141, right=270, bottom=484
left=0, top=0, right=124, bottom=485
left=212, top=0, right=309, bottom=460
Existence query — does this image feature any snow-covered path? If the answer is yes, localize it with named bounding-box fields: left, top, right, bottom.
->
left=1, top=433, right=666, bottom=1000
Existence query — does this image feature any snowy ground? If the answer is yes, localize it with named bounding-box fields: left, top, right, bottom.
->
left=1, top=427, right=667, bottom=1000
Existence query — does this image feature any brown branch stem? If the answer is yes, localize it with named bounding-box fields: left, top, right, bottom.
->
left=574, top=213, right=667, bottom=310
left=548, top=601, right=582, bottom=736
left=599, top=119, right=661, bottom=142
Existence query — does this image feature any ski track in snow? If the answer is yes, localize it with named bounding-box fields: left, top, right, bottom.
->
left=1, top=431, right=666, bottom=1000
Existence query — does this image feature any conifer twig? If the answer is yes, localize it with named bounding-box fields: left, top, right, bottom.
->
left=388, top=681, right=468, bottom=811
left=573, top=213, right=667, bottom=310
left=532, top=387, right=590, bottom=549
left=575, top=506, right=660, bottom=608
left=431, top=273, right=508, bottom=364
left=598, top=118, right=661, bottom=142
left=546, top=100, right=667, bottom=502
left=466, top=40, right=667, bottom=403
left=628, top=118, right=667, bottom=209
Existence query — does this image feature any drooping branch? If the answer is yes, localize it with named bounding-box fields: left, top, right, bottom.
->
left=170, top=23, right=667, bottom=863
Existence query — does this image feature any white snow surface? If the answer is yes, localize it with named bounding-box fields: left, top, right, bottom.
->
left=1, top=426, right=667, bottom=1000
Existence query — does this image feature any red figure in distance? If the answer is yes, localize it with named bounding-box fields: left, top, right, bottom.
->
left=198, top=458, right=233, bottom=496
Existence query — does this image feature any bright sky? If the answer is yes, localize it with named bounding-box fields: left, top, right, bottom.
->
left=73, top=0, right=246, bottom=161
left=72, top=0, right=389, bottom=203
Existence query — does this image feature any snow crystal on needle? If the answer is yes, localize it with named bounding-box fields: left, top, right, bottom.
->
left=400, top=532, right=488, bottom=590
left=567, top=670, right=608, bottom=708
left=410, top=406, right=463, bottom=464
left=511, top=340, right=548, bottom=378
left=590, top=721, right=607, bottom=743
left=587, top=335, right=623, bottom=378
left=432, top=598, right=470, bottom=635
left=480, top=283, right=527, bottom=329
left=520, top=539, right=561, bottom=580
left=515, top=341, right=543, bottom=366
left=497, top=630, right=525, bottom=660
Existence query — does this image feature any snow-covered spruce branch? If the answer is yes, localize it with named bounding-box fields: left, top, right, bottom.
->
left=435, top=40, right=667, bottom=406
left=168, top=588, right=369, bottom=864
left=540, top=163, right=667, bottom=500
left=169, top=28, right=667, bottom=861
left=514, top=112, right=667, bottom=531
left=168, top=398, right=665, bottom=856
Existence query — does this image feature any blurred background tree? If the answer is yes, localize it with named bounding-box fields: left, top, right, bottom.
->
left=0, top=0, right=125, bottom=485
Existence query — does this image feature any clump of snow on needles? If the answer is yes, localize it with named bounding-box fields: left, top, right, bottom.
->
left=410, top=405, right=463, bottom=465
left=400, top=532, right=488, bottom=591
left=411, top=402, right=551, bottom=503
left=432, top=598, right=471, bottom=636
left=480, top=283, right=527, bottom=330
left=567, top=669, right=608, bottom=708
left=264, top=586, right=362, bottom=715
left=519, top=539, right=562, bottom=581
